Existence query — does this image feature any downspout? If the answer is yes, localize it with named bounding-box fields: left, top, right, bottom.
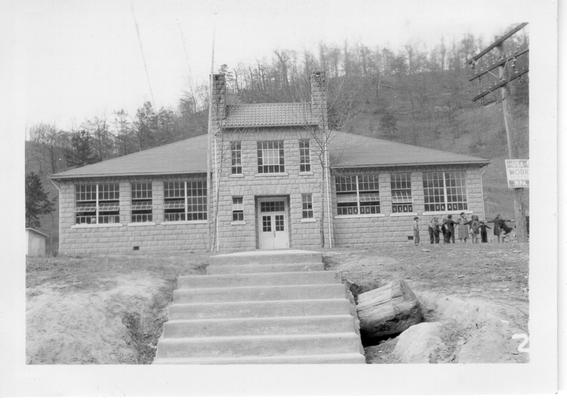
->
left=324, top=141, right=333, bottom=248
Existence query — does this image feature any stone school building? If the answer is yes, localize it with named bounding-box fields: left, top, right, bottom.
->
left=51, top=72, right=489, bottom=254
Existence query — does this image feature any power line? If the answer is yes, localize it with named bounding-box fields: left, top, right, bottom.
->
left=467, top=23, right=529, bottom=242
left=130, top=3, right=156, bottom=106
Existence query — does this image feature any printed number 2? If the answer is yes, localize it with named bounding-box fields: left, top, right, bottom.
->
left=512, top=333, right=530, bottom=353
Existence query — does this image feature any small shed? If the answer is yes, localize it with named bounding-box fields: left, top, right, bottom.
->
left=26, top=228, right=48, bottom=257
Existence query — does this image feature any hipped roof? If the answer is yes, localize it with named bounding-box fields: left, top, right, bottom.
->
left=51, top=131, right=488, bottom=180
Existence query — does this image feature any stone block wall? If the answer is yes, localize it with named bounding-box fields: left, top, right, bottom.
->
left=213, top=128, right=325, bottom=252
left=57, top=175, right=209, bottom=255
left=331, top=166, right=486, bottom=247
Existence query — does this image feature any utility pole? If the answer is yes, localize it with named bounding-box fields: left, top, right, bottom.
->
left=468, top=23, right=529, bottom=242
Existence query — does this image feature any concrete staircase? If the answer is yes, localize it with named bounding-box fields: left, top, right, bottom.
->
left=154, top=250, right=365, bottom=364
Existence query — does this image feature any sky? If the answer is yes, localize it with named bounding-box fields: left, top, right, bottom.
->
left=11, top=0, right=533, bottom=131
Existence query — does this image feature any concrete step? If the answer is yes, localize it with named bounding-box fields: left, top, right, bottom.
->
left=156, top=332, right=362, bottom=358
left=162, top=315, right=355, bottom=338
left=210, top=250, right=322, bottom=266
left=178, top=271, right=337, bottom=288
left=207, top=262, right=324, bottom=274
left=154, top=353, right=366, bottom=364
left=172, top=284, right=346, bottom=303
left=168, top=298, right=354, bottom=319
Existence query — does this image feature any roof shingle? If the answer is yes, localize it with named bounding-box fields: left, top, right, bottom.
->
left=223, top=103, right=318, bottom=128
left=51, top=135, right=208, bottom=179
left=51, top=131, right=488, bottom=180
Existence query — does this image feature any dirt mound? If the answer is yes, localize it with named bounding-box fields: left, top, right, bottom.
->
left=366, top=292, right=529, bottom=363
left=26, top=273, right=173, bottom=364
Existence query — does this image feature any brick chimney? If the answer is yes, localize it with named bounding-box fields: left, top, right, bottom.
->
left=211, top=73, right=226, bottom=122
left=310, top=71, right=328, bottom=129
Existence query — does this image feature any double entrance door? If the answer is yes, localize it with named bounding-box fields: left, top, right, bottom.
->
left=257, top=197, right=289, bottom=249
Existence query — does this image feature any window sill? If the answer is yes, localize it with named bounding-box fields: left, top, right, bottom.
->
left=299, top=171, right=314, bottom=176
left=229, top=174, right=244, bottom=178
left=390, top=212, right=418, bottom=217
left=422, top=210, right=472, bottom=216
left=334, top=214, right=385, bottom=219
left=231, top=221, right=246, bottom=226
left=300, top=218, right=317, bottom=223
left=255, top=172, right=289, bottom=177
left=162, top=220, right=208, bottom=225
left=71, top=223, right=123, bottom=229
left=128, top=222, right=156, bottom=226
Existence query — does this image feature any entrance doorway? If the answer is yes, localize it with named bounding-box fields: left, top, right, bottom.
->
left=257, top=197, right=290, bottom=249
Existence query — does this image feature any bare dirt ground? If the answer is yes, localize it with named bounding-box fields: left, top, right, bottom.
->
left=26, top=252, right=208, bottom=364
left=323, top=241, right=529, bottom=363
left=27, top=242, right=528, bottom=364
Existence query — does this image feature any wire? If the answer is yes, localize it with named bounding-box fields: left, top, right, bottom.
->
left=130, top=2, right=156, bottom=106
left=177, top=20, right=194, bottom=91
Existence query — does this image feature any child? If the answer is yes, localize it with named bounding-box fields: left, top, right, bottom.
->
left=457, top=212, right=470, bottom=243
left=428, top=217, right=439, bottom=244
left=479, top=220, right=491, bottom=243
left=470, top=215, right=480, bottom=244
left=443, top=215, right=456, bottom=244
left=413, top=216, right=420, bottom=245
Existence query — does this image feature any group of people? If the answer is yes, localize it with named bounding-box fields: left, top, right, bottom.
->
left=412, top=213, right=513, bottom=245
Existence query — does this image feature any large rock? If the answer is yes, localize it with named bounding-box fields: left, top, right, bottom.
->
left=392, top=322, right=447, bottom=363
left=356, top=280, right=422, bottom=340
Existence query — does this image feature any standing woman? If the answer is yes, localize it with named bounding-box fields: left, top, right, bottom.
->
left=457, top=212, right=469, bottom=243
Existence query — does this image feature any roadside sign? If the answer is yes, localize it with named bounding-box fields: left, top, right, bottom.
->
left=505, top=159, right=529, bottom=188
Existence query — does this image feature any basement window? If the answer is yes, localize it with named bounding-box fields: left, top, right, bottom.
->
left=164, top=179, right=207, bottom=222
left=423, top=170, right=467, bottom=212
left=131, top=182, right=152, bottom=223
left=391, top=172, right=413, bottom=213
left=335, top=174, right=380, bottom=215
left=75, top=183, right=120, bottom=224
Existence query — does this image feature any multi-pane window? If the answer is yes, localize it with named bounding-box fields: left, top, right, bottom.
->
left=275, top=215, right=285, bottom=231
left=257, top=140, right=285, bottom=173
left=390, top=173, right=413, bottom=213
left=164, top=179, right=207, bottom=221
left=335, top=175, right=380, bottom=215
left=131, top=182, right=152, bottom=223
left=299, top=139, right=311, bottom=172
left=423, top=171, right=468, bottom=212
left=260, top=200, right=285, bottom=212
left=232, top=196, right=244, bottom=221
left=231, top=141, right=242, bottom=175
left=262, top=216, right=271, bottom=232
left=302, top=193, right=314, bottom=219
left=75, top=183, right=120, bottom=224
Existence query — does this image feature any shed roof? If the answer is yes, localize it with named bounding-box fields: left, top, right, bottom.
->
left=26, top=227, right=49, bottom=237
left=51, top=131, right=488, bottom=180
left=223, top=103, right=319, bottom=128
